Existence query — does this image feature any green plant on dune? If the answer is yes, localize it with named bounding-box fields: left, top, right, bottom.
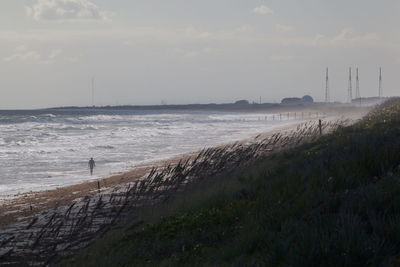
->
left=62, top=98, right=400, bottom=266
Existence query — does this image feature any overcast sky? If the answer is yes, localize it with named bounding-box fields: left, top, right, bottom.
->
left=1, top=0, right=399, bottom=109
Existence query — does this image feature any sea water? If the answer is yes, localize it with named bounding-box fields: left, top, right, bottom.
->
left=0, top=108, right=296, bottom=197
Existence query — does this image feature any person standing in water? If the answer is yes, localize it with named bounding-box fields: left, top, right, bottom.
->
left=88, top=157, right=95, bottom=175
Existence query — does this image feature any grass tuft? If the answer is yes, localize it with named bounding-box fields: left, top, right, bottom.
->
left=62, top=98, right=400, bottom=266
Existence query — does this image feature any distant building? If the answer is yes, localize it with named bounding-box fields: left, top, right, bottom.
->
left=234, top=100, right=250, bottom=105
left=281, top=95, right=314, bottom=105
left=281, top=97, right=302, bottom=104
left=302, top=95, right=314, bottom=103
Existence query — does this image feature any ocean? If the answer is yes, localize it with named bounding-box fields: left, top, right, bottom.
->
left=0, top=108, right=296, bottom=197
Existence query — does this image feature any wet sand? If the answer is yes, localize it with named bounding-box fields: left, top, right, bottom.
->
left=0, top=108, right=373, bottom=265
left=0, top=106, right=370, bottom=227
left=0, top=120, right=310, bottom=227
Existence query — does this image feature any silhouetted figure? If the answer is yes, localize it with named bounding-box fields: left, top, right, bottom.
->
left=88, top=157, right=95, bottom=175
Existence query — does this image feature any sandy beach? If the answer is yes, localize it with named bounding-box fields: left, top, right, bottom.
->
left=0, top=107, right=370, bottom=265
left=0, top=119, right=307, bottom=227
left=0, top=106, right=371, bottom=228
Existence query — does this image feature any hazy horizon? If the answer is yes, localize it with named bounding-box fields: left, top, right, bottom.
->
left=1, top=0, right=399, bottom=109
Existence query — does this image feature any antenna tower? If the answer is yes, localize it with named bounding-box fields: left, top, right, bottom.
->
left=91, top=77, right=95, bottom=107
left=348, top=67, right=353, bottom=103
left=355, top=68, right=360, bottom=99
left=379, top=67, right=383, bottom=98
left=325, top=68, right=330, bottom=102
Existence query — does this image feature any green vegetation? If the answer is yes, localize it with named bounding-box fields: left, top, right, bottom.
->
left=62, top=98, right=400, bottom=266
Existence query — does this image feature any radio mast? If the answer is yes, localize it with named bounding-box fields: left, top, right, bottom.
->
left=355, top=68, right=360, bottom=99
left=379, top=67, right=383, bottom=98
left=325, top=68, right=330, bottom=103
left=348, top=67, right=352, bottom=103
left=91, top=77, right=95, bottom=107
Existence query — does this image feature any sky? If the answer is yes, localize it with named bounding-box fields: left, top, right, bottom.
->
left=0, top=0, right=399, bottom=109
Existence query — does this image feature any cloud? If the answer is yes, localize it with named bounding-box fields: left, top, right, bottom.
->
left=26, top=0, right=111, bottom=21
left=4, top=46, right=66, bottom=64
left=184, top=26, right=211, bottom=40
left=276, top=24, right=294, bottom=33
left=313, top=28, right=381, bottom=47
left=333, top=28, right=380, bottom=44
left=48, top=48, right=62, bottom=59
left=253, top=5, right=274, bottom=15
left=0, top=26, right=390, bottom=51
left=312, top=34, right=325, bottom=46
left=174, top=47, right=214, bottom=58
left=4, top=49, right=41, bottom=62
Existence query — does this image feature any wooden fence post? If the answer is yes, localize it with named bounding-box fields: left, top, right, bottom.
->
left=319, top=119, right=322, bottom=136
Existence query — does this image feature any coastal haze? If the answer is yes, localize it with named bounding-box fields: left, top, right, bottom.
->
left=0, top=0, right=399, bottom=109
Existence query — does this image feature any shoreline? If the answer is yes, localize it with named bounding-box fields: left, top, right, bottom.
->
left=0, top=119, right=311, bottom=227
left=0, top=106, right=370, bottom=227
left=0, top=105, right=371, bottom=200
left=0, top=109, right=370, bottom=264
left=0, top=111, right=322, bottom=200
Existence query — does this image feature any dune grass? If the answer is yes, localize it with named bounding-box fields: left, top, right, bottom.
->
left=61, top=98, right=400, bottom=266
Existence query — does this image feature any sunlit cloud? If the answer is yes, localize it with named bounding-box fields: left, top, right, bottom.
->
left=4, top=46, right=69, bottom=64
left=26, top=0, right=112, bottom=21
left=253, top=5, right=274, bottom=15
left=0, top=26, right=390, bottom=52
left=4, top=48, right=41, bottom=62
left=313, top=28, right=381, bottom=47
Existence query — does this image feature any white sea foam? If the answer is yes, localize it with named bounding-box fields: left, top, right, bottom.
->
left=0, top=110, right=297, bottom=197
